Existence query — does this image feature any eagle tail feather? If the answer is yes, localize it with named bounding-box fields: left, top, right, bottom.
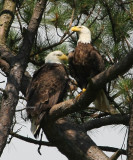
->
left=31, top=118, right=40, bottom=138
left=94, top=90, right=117, bottom=114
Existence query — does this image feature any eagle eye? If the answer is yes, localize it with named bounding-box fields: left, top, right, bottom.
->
left=57, top=53, right=62, bottom=56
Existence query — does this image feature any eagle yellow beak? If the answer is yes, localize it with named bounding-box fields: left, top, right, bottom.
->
left=59, top=54, right=68, bottom=61
left=71, top=26, right=81, bottom=32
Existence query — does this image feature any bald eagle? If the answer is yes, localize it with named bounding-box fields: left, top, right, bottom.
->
left=26, top=51, right=69, bottom=137
left=68, top=26, right=113, bottom=113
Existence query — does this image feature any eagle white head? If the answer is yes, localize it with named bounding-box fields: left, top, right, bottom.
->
left=71, top=25, right=91, bottom=44
left=45, top=50, right=68, bottom=64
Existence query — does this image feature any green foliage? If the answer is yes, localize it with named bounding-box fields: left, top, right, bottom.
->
left=117, top=77, right=133, bottom=106
left=19, top=0, right=37, bottom=24
left=0, top=0, right=4, bottom=12
left=45, top=1, right=72, bottom=31
left=7, top=29, right=21, bottom=53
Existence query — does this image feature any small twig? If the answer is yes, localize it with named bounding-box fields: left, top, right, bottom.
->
left=38, top=131, right=43, bottom=155
left=17, top=6, right=28, bottom=25
left=0, top=71, right=7, bottom=77
left=106, top=50, right=114, bottom=64
left=16, top=10, right=23, bottom=35
left=19, top=96, right=26, bottom=100
left=98, top=146, right=127, bottom=155
left=10, top=131, right=54, bottom=146
left=15, top=107, right=27, bottom=112
left=89, top=8, right=101, bottom=28
left=69, top=8, right=75, bottom=28
left=125, top=38, right=132, bottom=50
left=44, top=24, right=51, bottom=48
left=0, top=81, right=5, bottom=83
left=92, top=26, right=104, bottom=44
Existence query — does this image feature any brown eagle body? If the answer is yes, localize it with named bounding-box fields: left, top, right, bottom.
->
left=26, top=62, right=68, bottom=137
left=68, top=26, right=117, bottom=114
left=69, top=42, right=104, bottom=89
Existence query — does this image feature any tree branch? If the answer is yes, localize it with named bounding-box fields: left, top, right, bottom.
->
left=0, top=56, right=31, bottom=96
left=82, top=114, right=129, bottom=131
left=99, top=146, right=127, bottom=156
left=0, top=58, right=10, bottom=74
left=127, top=103, right=133, bottom=160
left=10, top=131, right=53, bottom=146
left=43, top=118, right=109, bottom=160
left=109, top=150, right=124, bottom=160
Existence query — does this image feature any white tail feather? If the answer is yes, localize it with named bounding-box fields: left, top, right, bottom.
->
left=30, top=118, right=40, bottom=137
left=94, top=90, right=117, bottom=114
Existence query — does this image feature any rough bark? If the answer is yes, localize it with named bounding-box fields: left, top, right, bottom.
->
left=0, top=0, right=16, bottom=44
left=0, top=0, right=47, bottom=156
left=0, top=0, right=17, bottom=155
left=127, top=104, right=133, bottom=160
left=43, top=118, right=109, bottom=160
left=0, top=57, right=31, bottom=96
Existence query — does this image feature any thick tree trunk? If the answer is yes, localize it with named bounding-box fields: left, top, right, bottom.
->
left=0, top=0, right=47, bottom=156
left=0, top=0, right=17, bottom=155
left=43, top=118, right=109, bottom=160
left=127, top=104, right=133, bottom=160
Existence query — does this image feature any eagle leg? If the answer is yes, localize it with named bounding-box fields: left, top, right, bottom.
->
left=76, top=88, right=86, bottom=100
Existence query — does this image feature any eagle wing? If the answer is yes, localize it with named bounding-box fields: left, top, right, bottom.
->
left=68, top=43, right=104, bottom=88
left=68, top=43, right=117, bottom=114
left=26, top=63, right=68, bottom=136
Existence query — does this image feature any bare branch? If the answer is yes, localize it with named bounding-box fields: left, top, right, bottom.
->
left=99, top=146, right=127, bottom=156
left=109, top=150, right=122, bottom=160
left=82, top=114, right=129, bottom=131
left=10, top=131, right=53, bottom=146
left=0, top=58, right=10, bottom=74
left=127, top=103, right=133, bottom=159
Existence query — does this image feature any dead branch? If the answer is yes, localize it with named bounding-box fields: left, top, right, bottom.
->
left=10, top=131, right=53, bottom=146
left=82, top=114, right=129, bottom=131
left=99, top=146, right=126, bottom=156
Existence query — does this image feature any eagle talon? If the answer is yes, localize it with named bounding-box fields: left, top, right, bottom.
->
left=76, top=88, right=86, bottom=100
left=82, top=88, right=86, bottom=93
